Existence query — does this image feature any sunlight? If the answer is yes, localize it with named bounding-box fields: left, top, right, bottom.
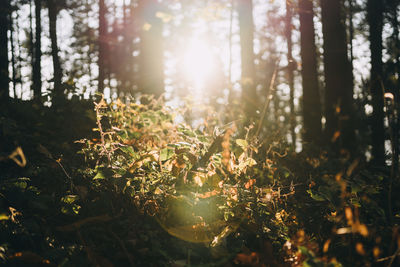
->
left=182, top=38, right=216, bottom=89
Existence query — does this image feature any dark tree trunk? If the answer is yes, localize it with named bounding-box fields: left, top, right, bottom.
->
left=85, top=0, right=94, bottom=92
left=320, top=0, right=355, bottom=153
left=285, top=0, right=296, bottom=147
left=48, top=0, right=63, bottom=102
left=138, top=0, right=164, bottom=97
left=33, top=0, right=42, bottom=103
left=393, top=4, right=400, bottom=173
left=347, top=0, right=354, bottom=66
left=98, top=0, right=107, bottom=94
left=237, top=0, right=257, bottom=117
left=29, top=0, right=34, bottom=98
left=299, top=0, right=322, bottom=144
left=16, top=10, right=23, bottom=98
left=9, top=9, right=17, bottom=98
left=367, top=0, right=385, bottom=165
left=0, top=0, right=9, bottom=104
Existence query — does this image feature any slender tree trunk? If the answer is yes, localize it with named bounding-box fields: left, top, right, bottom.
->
left=299, top=0, right=322, bottom=144
left=29, top=0, right=34, bottom=98
left=48, top=0, right=63, bottom=102
left=9, top=10, right=17, bottom=98
left=33, top=0, right=42, bottom=103
left=348, top=0, right=354, bottom=66
left=0, top=0, right=9, bottom=105
left=47, top=0, right=63, bottom=97
left=138, top=0, right=164, bottom=97
left=16, top=10, right=23, bottom=98
left=390, top=2, right=399, bottom=175
left=237, top=0, right=257, bottom=117
left=285, top=0, right=296, bottom=147
left=98, top=0, right=107, bottom=94
left=367, top=0, right=385, bottom=165
left=320, top=0, right=355, bottom=153
left=85, top=0, right=94, bottom=93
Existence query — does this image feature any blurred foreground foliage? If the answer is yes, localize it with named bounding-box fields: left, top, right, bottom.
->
left=0, top=97, right=399, bottom=266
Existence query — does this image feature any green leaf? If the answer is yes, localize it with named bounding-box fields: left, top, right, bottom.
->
left=307, top=189, right=325, bottom=201
left=61, top=195, right=79, bottom=204
left=160, top=148, right=174, bottom=161
left=120, top=146, right=135, bottom=155
left=94, top=170, right=106, bottom=180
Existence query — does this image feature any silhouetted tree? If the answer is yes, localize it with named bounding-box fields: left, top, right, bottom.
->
left=299, top=0, right=322, bottom=144
left=285, top=0, right=296, bottom=146
left=48, top=0, right=63, bottom=102
left=98, top=0, right=107, bottom=94
left=321, top=0, right=355, bottom=153
left=367, top=0, right=385, bottom=164
left=0, top=0, right=10, bottom=104
left=33, top=0, right=42, bottom=102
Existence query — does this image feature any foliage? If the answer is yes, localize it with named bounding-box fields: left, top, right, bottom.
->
left=0, top=98, right=399, bottom=266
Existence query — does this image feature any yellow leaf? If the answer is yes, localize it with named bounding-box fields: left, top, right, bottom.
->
left=0, top=214, right=9, bottom=221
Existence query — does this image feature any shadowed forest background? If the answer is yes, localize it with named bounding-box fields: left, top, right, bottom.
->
left=0, top=0, right=400, bottom=266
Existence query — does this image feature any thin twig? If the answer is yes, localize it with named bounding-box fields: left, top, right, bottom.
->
left=375, top=246, right=400, bottom=265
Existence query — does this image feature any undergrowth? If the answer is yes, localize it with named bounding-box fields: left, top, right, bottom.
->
left=0, top=96, right=399, bottom=266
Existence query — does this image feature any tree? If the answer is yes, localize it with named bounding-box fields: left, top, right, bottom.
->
left=386, top=0, right=400, bottom=171
left=320, top=0, right=355, bottom=153
left=299, top=0, right=322, bottom=144
left=237, top=0, right=257, bottom=116
left=47, top=0, right=63, bottom=102
left=285, top=0, right=296, bottom=146
left=138, top=0, right=164, bottom=97
left=367, top=0, right=385, bottom=164
left=9, top=6, right=17, bottom=98
left=33, top=0, right=42, bottom=103
left=0, top=0, right=9, bottom=104
left=98, top=0, right=107, bottom=94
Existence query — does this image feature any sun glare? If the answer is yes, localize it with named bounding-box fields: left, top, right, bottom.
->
left=182, top=38, right=216, bottom=89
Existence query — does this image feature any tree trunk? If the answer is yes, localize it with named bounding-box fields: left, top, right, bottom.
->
left=367, top=0, right=385, bottom=165
left=33, top=0, right=42, bottom=103
left=48, top=0, right=63, bottom=102
left=15, top=10, right=23, bottom=98
left=237, top=0, right=257, bottom=117
left=389, top=0, right=399, bottom=175
left=29, top=0, right=34, bottom=99
left=138, top=0, right=164, bottom=97
left=98, top=0, right=107, bottom=94
left=0, top=0, right=9, bottom=104
left=285, top=0, right=296, bottom=147
left=9, top=10, right=17, bottom=99
left=299, top=0, right=322, bottom=144
left=320, top=0, right=355, bottom=153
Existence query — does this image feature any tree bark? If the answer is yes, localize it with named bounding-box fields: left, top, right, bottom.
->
left=320, top=0, right=355, bottom=153
left=48, top=0, right=63, bottom=102
left=391, top=1, right=400, bottom=173
left=9, top=10, right=17, bottom=98
left=0, top=0, right=9, bottom=104
left=367, top=0, right=385, bottom=165
left=33, top=0, right=42, bottom=103
left=237, top=0, right=257, bottom=117
left=299, top=0, right=322, bottom=144
left=286, top=0, right=296, bottom=147
left=98, top=0, right=107, bottom=94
